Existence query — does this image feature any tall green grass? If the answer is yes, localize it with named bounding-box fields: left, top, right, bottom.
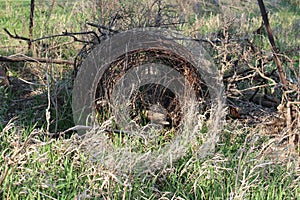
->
left=1, top=122, right=299, bottom=199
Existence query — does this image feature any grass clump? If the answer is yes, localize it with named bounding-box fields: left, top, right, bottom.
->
left=1, top=120, right=299, bottom=199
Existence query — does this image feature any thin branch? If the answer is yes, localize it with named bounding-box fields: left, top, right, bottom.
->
left=45, top=60, right=51, bottom=134
left=3, top=28, right=99, bottom=44
left=155, top=0, right=162, bottom=27
left=109, top=12, right=121, bottom=28
left=86, top=22, right=119, bottom=34
left=0, top=55, right=74, bottom=65
left=4, top=28, right=30, bottom=42
left=257, top=0, right=289, bottom=90
left=29, top=0, right=35, bottom=51
left=141, top=21, right=188, bottom=28
left=31, top=30, right=100, bottom=43
left=51, top=0, right=56, bottom=12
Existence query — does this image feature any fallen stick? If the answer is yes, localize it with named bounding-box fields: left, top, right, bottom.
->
left=0, top=55, right=74, bottom=65
left=257, top=0, right=289, bottom=90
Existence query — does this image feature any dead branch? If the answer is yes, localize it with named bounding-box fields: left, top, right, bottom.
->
left=51, top=0, right=55, bottom=12
left=29, top=0, right=35, bottom=51
left=86, top=22, right=119, bottom=34
left=223, top=68, right=254, bottom=80
left=33, top=30, right=100, bottom=44
left=286, top=101, right=300, bottom=152
left=3, top=28, right=30, bottom=42
left=4, top=28, right=99, bottom=44
left=0, top=55, right=74, bottom=65
left=257, top=0, right=289, bottom=90
left=155, top=0, right=162, bottom=27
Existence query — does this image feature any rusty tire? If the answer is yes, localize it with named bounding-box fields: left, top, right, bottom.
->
left=72, top=28, right=225, bottom=173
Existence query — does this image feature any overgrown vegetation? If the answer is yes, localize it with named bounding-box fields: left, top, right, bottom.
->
left=0, top=0, right=299, bottom=199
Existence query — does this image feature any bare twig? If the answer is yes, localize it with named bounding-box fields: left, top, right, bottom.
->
left=286, top=101, right=300, bottom=151
left=239, top=83, right=277, bottom=92
left=223, top=68, right=254, bottom=80
left=45, top=60, right=51, bottom=134
left=3, top=28, right=30, bottom=42
left=109, top=12, right=122, bottom=28
left=257, top=0, right=289, bottom=90
left=31, top=30, right=100, bottom=44
left=29, top=0, right=35, bottom=51
left=0, top=55, right=74, bottom=65
left=86, top=22, right=119, bottom=34
left=4, top=28, right=99, bottom=44
left=51, top=0, right=56, bottom=12
left=155, top=0, right=162, bottom=27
